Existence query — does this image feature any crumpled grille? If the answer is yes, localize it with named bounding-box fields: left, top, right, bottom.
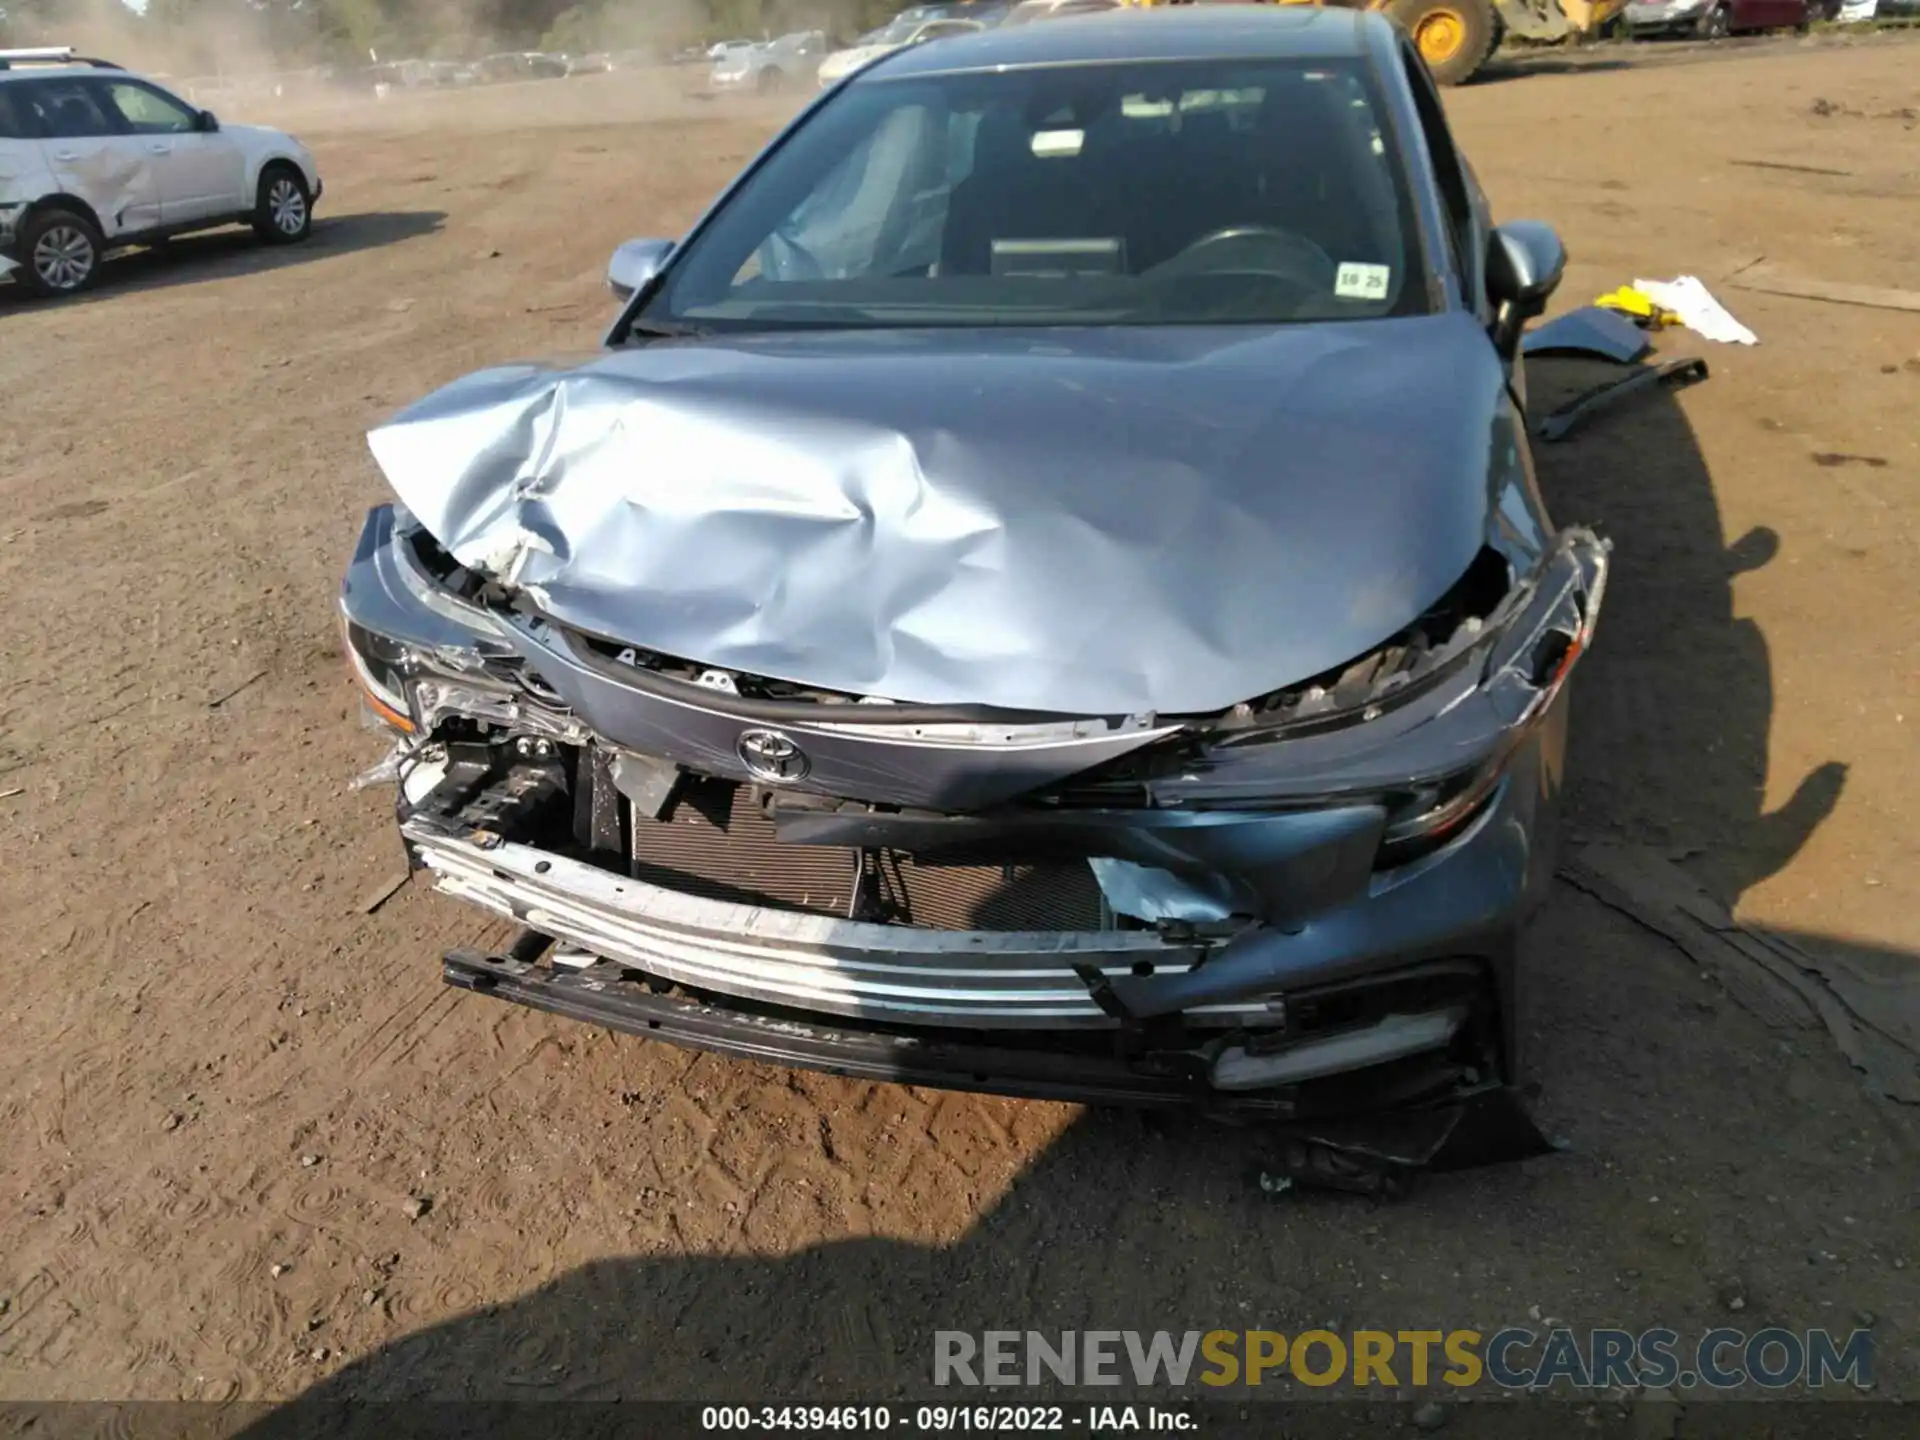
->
left=630, top=779, right=1108, bottom=933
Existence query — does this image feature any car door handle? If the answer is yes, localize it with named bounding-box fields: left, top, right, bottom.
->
left=53, top=148, right=80, bottom=161
left=148, top=142, right=173, bottom=154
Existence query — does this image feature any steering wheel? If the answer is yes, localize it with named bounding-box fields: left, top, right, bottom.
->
left=1148, top=225, right=1337, bottom=291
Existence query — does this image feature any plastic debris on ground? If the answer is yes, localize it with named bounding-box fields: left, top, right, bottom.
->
left=350, top=740, right=413, bottom=792
left=1521, top=305, right=1654, bottom=363
left=1630, top=275, right=1759, bottom=345
left=1593, top=285, right=1682, bottom=330
left=1537, top=358, right=1711, bottom=443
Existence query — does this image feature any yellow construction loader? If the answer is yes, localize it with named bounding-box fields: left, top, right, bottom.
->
left=1128, top=0, right=1626, bottom=86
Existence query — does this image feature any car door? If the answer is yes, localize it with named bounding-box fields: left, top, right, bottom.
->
left=99, top=77, right=245, bottom=226
left=0, top=85, right=56, bottom=234
left=17, top=76, right=160, bottom=237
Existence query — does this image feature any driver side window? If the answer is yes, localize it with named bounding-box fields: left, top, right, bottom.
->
left=104, top=81, right=197, bottom=135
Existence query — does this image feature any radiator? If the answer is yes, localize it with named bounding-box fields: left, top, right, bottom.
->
left=630, top=779, right=1108, bottom=933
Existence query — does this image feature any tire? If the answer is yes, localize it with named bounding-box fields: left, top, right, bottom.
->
left=1696, top=4, right=1731, bottom=36
left=1392, top=0, right=1498, bottom=85
left=252, top=163, right=313, bottom=244
left=756, top=66, right=788, bottom=95
left=17, top=206, right=104, bottom=297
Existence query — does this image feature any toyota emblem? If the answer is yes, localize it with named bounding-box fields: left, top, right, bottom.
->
left=736, top=728, right=809, bottom=783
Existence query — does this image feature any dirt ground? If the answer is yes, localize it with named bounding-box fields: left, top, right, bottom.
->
left=1, top=31, right=1917, bottom=1414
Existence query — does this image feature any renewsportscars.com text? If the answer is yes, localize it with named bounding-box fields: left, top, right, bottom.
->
left=933, top=1328, right=1872, bottom=1391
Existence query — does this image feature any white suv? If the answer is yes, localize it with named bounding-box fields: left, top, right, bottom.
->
left=0, top=48, right=324, bottom=297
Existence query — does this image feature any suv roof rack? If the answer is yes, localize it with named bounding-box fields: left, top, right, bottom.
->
left=0, top=46, right=125, bottom=70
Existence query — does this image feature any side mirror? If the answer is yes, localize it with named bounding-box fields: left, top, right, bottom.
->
left=197, top=109, right=220, bottom=132
left=607, top=237, right=675, bottom=301
left=1487, top=220, right=1565, bottom=354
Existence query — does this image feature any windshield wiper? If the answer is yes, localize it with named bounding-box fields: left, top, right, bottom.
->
left=626, top=317, right=711, bottom=340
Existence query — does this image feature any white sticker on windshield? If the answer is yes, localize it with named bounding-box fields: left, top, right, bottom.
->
left=1031, top=128, right=1084, bottom=158
left=1335, top=262, right=1392, bottom=301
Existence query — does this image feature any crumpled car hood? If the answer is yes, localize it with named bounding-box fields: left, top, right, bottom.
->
left=367, top=314, right=1509, bottom=717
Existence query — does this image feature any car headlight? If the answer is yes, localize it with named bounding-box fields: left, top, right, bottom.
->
left=1376, top=761, right=1508, bottom=862
left=343, top=618, right=415, bottom=732
left=1215, top=539, right=1587, bottom=743
left=344, top=614, right=590, bottom=747
left=1137, top=529, right=1610, bottom=843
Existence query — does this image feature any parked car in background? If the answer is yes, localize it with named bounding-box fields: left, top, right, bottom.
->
left=0, top=47, right=321, bottom=295
left=566, top=52, right=615, bottom=75
left=815, top=14, right=988, bottom=87
left=476, top=51, right=570, bottom=82
left=711, top=31, right=828, bottom=93
left=344, top=8, right=1605, bottom=1180
left=1625, top=0, right=1809, bottom=34
left=1003, top=0, right=1127, bottom=22
left=379, top=58, right=477, bottom=88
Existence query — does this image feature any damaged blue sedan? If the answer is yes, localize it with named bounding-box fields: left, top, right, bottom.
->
left=341, top=7, right=1608, bottom=1185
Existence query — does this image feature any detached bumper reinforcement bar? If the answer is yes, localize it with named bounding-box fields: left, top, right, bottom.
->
left=442, top=946, right=1294, bottom=1116
left=442, top=944, right=1555, bottom=1175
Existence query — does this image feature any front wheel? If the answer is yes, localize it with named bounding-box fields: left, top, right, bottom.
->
left=17, top=206, right=103, bottom=296
left=1393, top=0, right=1498, bottom=84
left=253, top=164, right=313, bottom=244
left=1696, top=4, right=1731, bottom=37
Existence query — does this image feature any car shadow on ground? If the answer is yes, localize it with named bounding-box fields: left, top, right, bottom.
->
left=1528, top=356, right=1845, bottom=904
left=229, top=365, right=1900, bottom=1425
left=0, top=209, right=445, bottom=311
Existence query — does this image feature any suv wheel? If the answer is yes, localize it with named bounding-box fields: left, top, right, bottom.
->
left=19, top=207, right=104, bottom=296
left=253, top=164, right=313, bottom=244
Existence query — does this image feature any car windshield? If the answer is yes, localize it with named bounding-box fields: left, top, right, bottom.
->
left=642, top=57, right=1429, bottom=333
left=862, top=17, right=924, bottom=43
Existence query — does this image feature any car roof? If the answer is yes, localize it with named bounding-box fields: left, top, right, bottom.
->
left=863, top=5, right=1377, bottom=79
